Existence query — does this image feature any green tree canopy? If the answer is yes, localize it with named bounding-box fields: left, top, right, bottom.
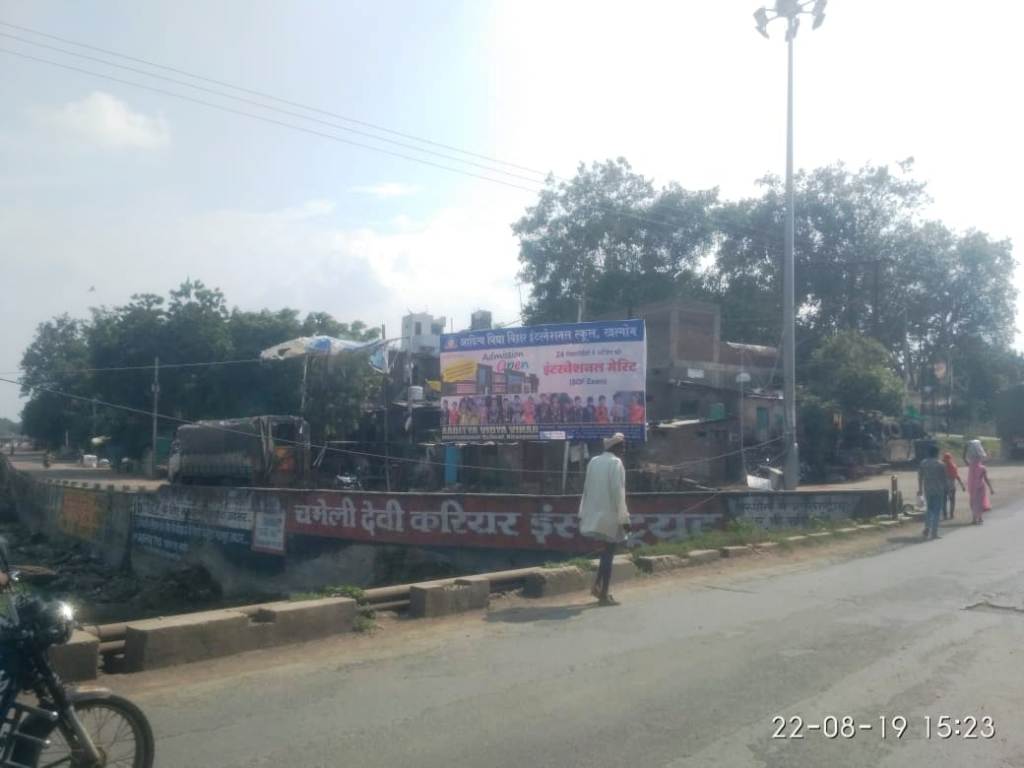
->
left=803, top=331, right=904, bottom=416
left=19, top=281, right=381, bottom=455
left=514, top=158, right=718, bottom=323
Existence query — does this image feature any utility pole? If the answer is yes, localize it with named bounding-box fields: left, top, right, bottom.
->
left=782, top=21, right=798, bottom=490
left=151, top=356, right=160, bottom=478
left=737, top=372, right=752, bottom=481
left=381, top=324, right=391, bottom=492
left=753, top=0, right=827, bottom=490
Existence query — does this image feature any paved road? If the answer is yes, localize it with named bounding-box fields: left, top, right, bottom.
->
left=115, top=488, right=1024, bottom=768
left=6, top=451, right=164, bottom=491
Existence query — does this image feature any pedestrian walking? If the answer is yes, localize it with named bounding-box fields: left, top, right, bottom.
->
left=941, top=452, right=966, bottom=520
left=965, top=439, right=995, bottom=525
left=917, top=443, right=946, bottom=540
left=578, top=432, right=631, bottom=606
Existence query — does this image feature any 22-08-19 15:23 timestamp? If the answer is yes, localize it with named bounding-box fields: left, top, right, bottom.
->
left=772, top=715, right=996, bottom=740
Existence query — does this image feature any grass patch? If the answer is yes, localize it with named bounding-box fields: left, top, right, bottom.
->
left=631, top=519, right=853, bottom=560
left=353, top=612, right=376, bottom=633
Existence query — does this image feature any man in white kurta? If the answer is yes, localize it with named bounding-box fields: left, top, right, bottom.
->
left=578, top=433, right=631, bottom=605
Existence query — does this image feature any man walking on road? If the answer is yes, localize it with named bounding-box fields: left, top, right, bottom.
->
left=579, top=432, right=631, bottom=606
left=918, top=443, right=947, bottom=540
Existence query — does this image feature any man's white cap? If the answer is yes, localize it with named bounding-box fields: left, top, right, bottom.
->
left=604, top=432, right=625, bottom=450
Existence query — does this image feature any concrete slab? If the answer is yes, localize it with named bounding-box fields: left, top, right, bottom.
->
left=254, top=597, right=357, bottom=644
left=588, top=554, right=638, bottom=583
left=807, top=532, right=833, bottom=541
left=523, top=567, right=590, bottom=598
left=410, top=577, right=490, bottom=618
left=686, top=549, right=722, bottom=565
left=784, top=535, right=810, bottom=545
left=720, top=545, right=752, bottom=558
left=754, top=542, right=780, bottom=551
left=122, top=609, right=251, bottom=672
left=634, top=554, right=688, bottom=573
left=835, top=527, right=861, bottom=535
left=49, top=630, right=99, bottom=682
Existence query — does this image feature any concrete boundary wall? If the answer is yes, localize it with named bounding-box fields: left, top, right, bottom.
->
left=1, top=455, right=889, bottom=598
left=60, top=514, right=908, bottom=678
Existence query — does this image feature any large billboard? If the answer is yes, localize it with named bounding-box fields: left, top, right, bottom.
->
left=440, top=319, right=646, bottom=442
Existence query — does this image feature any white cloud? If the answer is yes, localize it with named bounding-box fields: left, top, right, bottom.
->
left=351, top=182, right=419, bottom=199
left=0, top=190, right=525, bottom=417
left=38, top=91, right=170, bottom=150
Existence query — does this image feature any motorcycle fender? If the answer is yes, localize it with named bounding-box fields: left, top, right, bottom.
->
left=65, top=687, right=114, bottom=703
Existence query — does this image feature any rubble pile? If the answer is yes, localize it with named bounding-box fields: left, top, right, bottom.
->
left=0, top=525, right=260, bottom=623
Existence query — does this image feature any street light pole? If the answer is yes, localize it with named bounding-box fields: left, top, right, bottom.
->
left=782, top=17, right=799, bottom=490
left=753, top=0, right=827, bottom=490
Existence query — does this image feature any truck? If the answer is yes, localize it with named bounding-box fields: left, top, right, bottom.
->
left=995, top=384, right=1024, bottom=460
left=168, top=415, right=311, bottom=488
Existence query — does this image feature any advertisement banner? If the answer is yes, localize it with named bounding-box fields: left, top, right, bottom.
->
left=439, top=319, right=647, bottom=442
left=286, top=491, right=723, bottom=552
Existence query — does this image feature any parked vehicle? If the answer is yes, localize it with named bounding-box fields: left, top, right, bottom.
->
left=0, top=543, right=155, bottom=767
left=168, top=415, right=311, bottom=488
left=995, top=384, right=1024, bottom=460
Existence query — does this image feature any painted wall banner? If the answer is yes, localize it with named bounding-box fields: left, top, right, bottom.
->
left=131, top=487, right=257, bottom=559
left=285, top=491, right=722, bottom=553
left=252, top=507, right=287, bottom=555
left=58, top=488, right=104, bottom=542
left=439, top=319, right=647, bottom=442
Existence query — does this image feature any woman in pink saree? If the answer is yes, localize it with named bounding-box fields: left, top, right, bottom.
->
left=965, top=440, right=995, bottom=524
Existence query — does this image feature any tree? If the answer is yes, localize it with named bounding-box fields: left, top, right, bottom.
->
left=18, top=281, right=382, bottom=457
left=19, top=315, right=92, bottom=448
left=803, top=332, right=904, bottom=416
left=514, top=158, right=718, bottom=323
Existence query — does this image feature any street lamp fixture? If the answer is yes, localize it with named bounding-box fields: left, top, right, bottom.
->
left=751, top=0, right=827, bottom=490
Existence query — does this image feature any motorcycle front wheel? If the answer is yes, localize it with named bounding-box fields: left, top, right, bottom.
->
left=14, top=694, right=155, bottom=768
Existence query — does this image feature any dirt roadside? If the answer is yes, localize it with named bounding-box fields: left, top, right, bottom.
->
left=105, top=522, right=939, bottom=699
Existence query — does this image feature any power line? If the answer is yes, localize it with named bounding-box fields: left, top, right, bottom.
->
left=0, top=47, right=540, bottom=193
left=0, top=357, right=264, bottom=377
left=0, top=27, right=793, bottom=244
left=0, top=19, right=547, bottom=178
left=0, top=374, right=775, bottom=476
left=0, top=30, right=545, bottom=185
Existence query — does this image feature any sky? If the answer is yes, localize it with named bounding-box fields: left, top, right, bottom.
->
left=1, top=0, right=1021, bottom=420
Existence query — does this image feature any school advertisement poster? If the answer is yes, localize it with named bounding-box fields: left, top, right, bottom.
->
left=439, top=319, right=647, bottom=442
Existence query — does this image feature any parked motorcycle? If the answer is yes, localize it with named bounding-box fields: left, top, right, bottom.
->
left=333, top=473, right=363, bottom=491
left=0, top=543, right=154, bottom=767
left=40, top=453, right=50, bottom=470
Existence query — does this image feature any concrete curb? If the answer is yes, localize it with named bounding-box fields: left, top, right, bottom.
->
left=50, top=630, right=100, bottom=682
left=720, top=545, right=753, bottom=558
left=686, top=548, right=722, bottom=564
left=634, top=554, right=689, bottom=573
left=410, top=576, right=490, bottom=618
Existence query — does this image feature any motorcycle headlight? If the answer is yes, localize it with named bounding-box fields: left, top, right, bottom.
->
left=57, top=602, right=75, bottom=623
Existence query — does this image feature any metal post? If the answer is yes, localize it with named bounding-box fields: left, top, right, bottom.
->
left=782, top=21, right=800, bottom=490
left=381, top=324, right=391, bottom=492
left=739, top=379, right=747, bottom=480
left=151, top=356, right=160, bottom=478
left=300, top=355, right=309, bottom=416
left=948, top=358, right=954, bottom=434
left=561, top=440, right=570, bottom=494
